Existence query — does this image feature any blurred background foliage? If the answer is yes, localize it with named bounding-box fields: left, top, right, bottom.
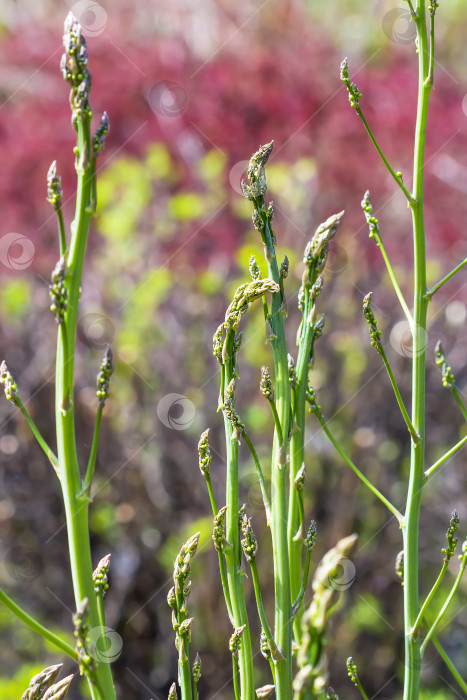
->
left=0, top=0, right=467, bottom=698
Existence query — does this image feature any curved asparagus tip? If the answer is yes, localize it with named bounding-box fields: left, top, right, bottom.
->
left=198, top=428, right=212, bottom=477
left=61, top=13, right=92, bottom=126
left=340, top=57, right=362, bottom=109
left=42, top=675, right=74, bottom=700
left=96, top=344, right=114, bottom=407
left=22, top=664, right=63, bottom=700
left=442, top=510, right=460, bottom=562
left=93, top=553, right=111, bottom=597
left=47, top=161, right=63, bottom=211
left=168, top=682, right=178, bottom=700
left=0, top=360, right=20, bottom=406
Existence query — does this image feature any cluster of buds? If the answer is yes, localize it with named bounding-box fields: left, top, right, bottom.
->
left=61, top=13, right=92, bottom=127
left=361, top=190, right=380, bottom=242
left=92, top=553, right=111, bottom=597
left=395, top=550, right=404, bottom=586
left=96, top=345, right=113, bottom=407
left=305, top=520, right=317, bottom=551
left=21, top=664, right=73, bottom=700
left=240, top=513, right=258, bottom=562
left=442, top=510, right=460, bottom=562
left=249, top=254, right=261, bottom=281
left=363, top=292, right=382, bottom=354
left=212, top=506, right=228, bottom=552
left=241, top=141, right=274, bottom=202
left=305, top=385, right=321, bottom=416
left=259, top=366, right=274, bottom=401
left=435, top=341, right=456, bottom=389
left=229, top=624, right=246, bottom=656
left=346, top=657, right=360, bottom=686
left=198, top=429, right=212, bottom=478
left=213, top=278, right=279, bottom=363
left=46, top=161, right=63, bottom=212
left=92, top=112, right=109, bottom=157
left=0, top=361, right=20, bottom=406
left=280, top=255, right=289, bottom=280
left=303, top=212, right=344, bottom=280
left=73, top=599, right=95, bottom=679
left=288, top=353, right=297, bottom=388
left=224, top=379, right=244, bottom=442
left=49, top=257, right=68, bottom=323
left=340, top=58, right=362, bottom=109
left=294, top=463, right=306, bottom=492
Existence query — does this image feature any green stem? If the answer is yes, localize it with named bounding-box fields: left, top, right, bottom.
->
left=356, top=109, right=415, bottom=205
left=289, top=294, right=314, bottom=642
left=57, top=208, right=67, bottom=258
left=379, top=351, right=420, bottom=443
left=222, top=360, right=254, bottom=700
left=425, top=258, right=467, bottom=300
left=403, top=3, right=431, bottom=695
left=56, top=115, right=116, bottom=700
left=82, top=405, right=103, bottom=495
left=429, top=626, right=467, bottom=694
left=204, top=475, right=218, bottom=517
left=17, top=399, right=59, bottom=473
left=249, top=559, right=284, bottom=663
left=370, top=231, right=413, bottom=328
left=232, top=654, right=241, bottom=700
left=243, top=430, right=272, bottom=525
left=421, top=552, right=467, bottom=654
left=261, top=213, right=292, bottom=700
left=412, top=561, right=448, bottom=634
left=0, top=587, right=76, bottom=659
left=426, top=9, right=435, bottom=88
left=314, top=412, right=403, bottom=524
left=291, top=548, right=311, bottom=617
left=451, top=387, right=467, bottom=422
left=424, top=435, right=467, bottom=479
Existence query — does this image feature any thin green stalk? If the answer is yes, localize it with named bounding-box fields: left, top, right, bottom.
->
left=425, top=258, right=467, bottom=300
left=421, top=549, right=467, bottom=654
left=249, top=559, right=284, bottom=663
left=223, top=363, right=254, bottom=700
left=17, top=399, right=59, bottom=473
left=291, top=548, right=311, bottom=617
left=380, top=351, right=419, bottom=444
left=242, top=430, right=272, bottom=524
left=261, top=218, right=292, bottom=699
left=57, top=209, right=67, bottom=258
left=232, top=654, right=241, bottom=700
left=403, top=2, right=431, bottom=695
left=429, top=627, right=467, bottom=694
left=424, top=435, right=467, bottom=479
left=412, top=561, right=448, bottom=634
left=451, top=387, right=467, bottom=422
left=82, top=405, right=103, bottom=495
left=0, top=587, right=76, bottom=659
left=56, top=16, right=116, bottom=699
left=313, top=411, right=403, bottom=524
